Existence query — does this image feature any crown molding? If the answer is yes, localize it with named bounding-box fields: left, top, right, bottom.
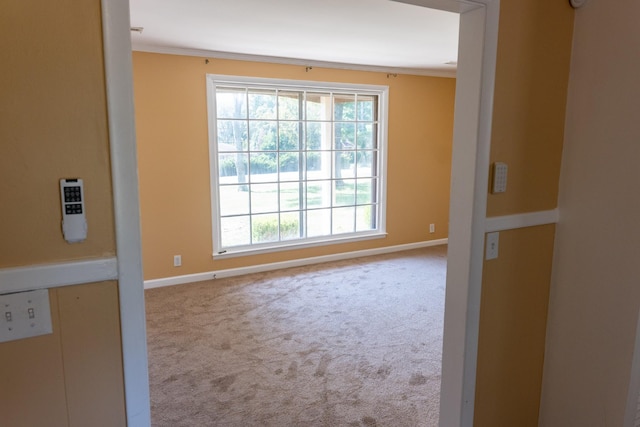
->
left=131, top=44, right=457, bottom=79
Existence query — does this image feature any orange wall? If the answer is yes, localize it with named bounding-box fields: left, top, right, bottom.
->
left=133, top=52, right=456, bottom=280
left=0, top=1, right=125, bottom=425
left=487, top=0, right=574, bottom=217
left=0, top=0, right=116, bottom=268
left=0, top=282, right=126, bottom=427
left=474, top=0, right=575, bottom=425
left=475, top=225, right=555, bottom=426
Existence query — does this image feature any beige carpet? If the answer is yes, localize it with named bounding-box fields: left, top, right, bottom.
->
left=145, top=245, right=447, bottom=426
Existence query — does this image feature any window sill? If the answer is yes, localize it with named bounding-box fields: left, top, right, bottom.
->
left=212, top=231, right=387, bottom=260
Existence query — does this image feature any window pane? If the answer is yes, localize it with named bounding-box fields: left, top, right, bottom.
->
left=356, top=205, right=375, bottom=231
left=252, top=213, right=279, bottom=243
left=216, top=87, right=246, bottom=119
left=306, top=151, right=331, bottom=180
left=249, top=152, right=277, bottom=182
left=332, top=206, right=355, bottom=234
left=280, top=182, right=301, bottom=211
left=250, top=183, right=278, bottom=213
left=335, top=123, right=356, bottom=150
left=307, top=151, right=335, bottom=179
left=357, top=123, right=375, bottom=150
left=307, top=209, right=331, bottom=237
left=356, top=178, right=375, bottom=205
left=306, top=121, right=331, bottom=150
left=307, top=181, right=331, bottom=208
left=249, top=121, right=277, bottom=151
left=279, top=153, right=299, bottom=180
left=334, top=94, right=356, bottom=121
left=219, top=185, right=250, bottom=216
left=335, top=151, right=356, bottom=178
left=218, top=153, right=248, bottom=184
left=217, top=120, right=247, bottom=150
left=248, top=89, right=276, bottom=120
left=357, top=95, right=376, bottom=121
left=278, top=121, right=300, bottom=150
left=306, top=93, right=330, bottom=120
left=278, top=92, right=301, bottom=120
left=356, top=151, right=375, bottom=178
left=334, top=179, right=355, bottom=206
left=221, top=216, right=250, bottom=247
left=280, top=212, right=301, bottom=241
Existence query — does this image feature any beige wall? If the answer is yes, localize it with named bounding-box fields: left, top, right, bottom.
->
left=0, top=1, right=125, bottom=425
left=133, top=52, right=456, bottom=280
left=474, top=1, right=574, bottom=425
left=540, top=0, right=640, bottom=425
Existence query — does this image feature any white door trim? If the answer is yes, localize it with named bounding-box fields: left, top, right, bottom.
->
left=394, top=1, right=499, bottom=425
left=104, top=0, right=499, bottom=425
left=443, top=2, right=499, bottom=425
left=101, top=0, right=151, bottom=425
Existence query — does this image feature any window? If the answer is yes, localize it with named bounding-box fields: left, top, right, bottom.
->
left=207, top=75, right=388, bottom=257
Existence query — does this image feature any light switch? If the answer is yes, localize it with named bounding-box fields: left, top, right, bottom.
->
left=0, top=289, right=52, bottom=343
left=486, top=232, right=499, bottom=260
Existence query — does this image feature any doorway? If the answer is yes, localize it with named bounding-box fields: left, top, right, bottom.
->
left=101, top=0, right=499, bottom=425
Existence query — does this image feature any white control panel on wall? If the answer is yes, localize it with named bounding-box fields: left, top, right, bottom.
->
left=0, top=289, right=53, bottom=343
left=60, top=178, right=87, bottom=243
left=492, top=162, right=508, bottom=194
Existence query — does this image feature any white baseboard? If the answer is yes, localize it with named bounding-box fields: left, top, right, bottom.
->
left=144, top=239, right=448, bottom=290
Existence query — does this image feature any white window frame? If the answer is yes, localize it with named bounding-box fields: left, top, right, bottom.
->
left=206, top=75, right=389, bottom=259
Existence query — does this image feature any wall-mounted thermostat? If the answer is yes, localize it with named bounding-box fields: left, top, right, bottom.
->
left=59, top=178, right=87, bottom=243
left=492, top=162, right=508, bottom=194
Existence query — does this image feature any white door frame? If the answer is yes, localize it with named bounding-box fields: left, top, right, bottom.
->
left=101, top=0, right=151, bottom=425
left=437, top=2, right=499, bottom=425
left=395, top=1, right=499, bottom=425
left=101, top=0, right=499, bottom=425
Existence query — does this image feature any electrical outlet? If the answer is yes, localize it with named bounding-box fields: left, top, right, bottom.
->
left=173, top=255, right=182, bottom=267
left=429, top=224, right=435, bottom=233
left=0, top=289, right=52, bottom=343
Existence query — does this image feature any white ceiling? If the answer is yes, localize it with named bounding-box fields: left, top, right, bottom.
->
left=129, top=0, right=460, bottom=76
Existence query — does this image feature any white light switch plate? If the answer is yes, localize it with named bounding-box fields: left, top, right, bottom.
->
left=0, top=289, right=53, bottom=343
left=486, top=232, right=500, bottom=260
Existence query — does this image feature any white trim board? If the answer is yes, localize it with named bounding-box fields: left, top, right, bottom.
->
left=0, top=258, right=118, bottom=294
left=102, top=0, right=152, bottom=425
left=485, top=209, right=559, bottom=233
left=145, top=239, right=448, bottom=290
